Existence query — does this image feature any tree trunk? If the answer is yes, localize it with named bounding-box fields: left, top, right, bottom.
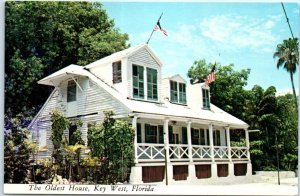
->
left=290, top=72, right=298, bottom=110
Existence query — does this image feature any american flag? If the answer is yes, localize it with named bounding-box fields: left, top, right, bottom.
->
left=154, top=21, right=168, bottom=36
left=205, top=64, right=216, bottom=85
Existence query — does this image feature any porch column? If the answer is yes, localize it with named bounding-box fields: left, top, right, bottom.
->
left=187, top=121, right=193, bottom=162
left=187, top=121, right=197, bottom=181
left=226, top=126, right=234, bottom=177
left=209, top=123, right=217, bottom=178
left=163, top=119, right=173, bottom=184
left=129, top=115, right=143, bottom=184
left=132, top=115, right=138, bottom=164
left=245, top=129, right=252, bottom=176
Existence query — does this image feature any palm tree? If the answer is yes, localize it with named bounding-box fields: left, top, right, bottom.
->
left=273, top=38, right=299, bottom=109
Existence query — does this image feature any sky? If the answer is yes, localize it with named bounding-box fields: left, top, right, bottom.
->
left=102, top=2, right=299, bottom=95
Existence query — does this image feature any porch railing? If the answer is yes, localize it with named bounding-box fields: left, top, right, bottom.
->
left=136, top=143, right=249, bottom=162
left=231, top=147, right=249, bottom=160
left=214, top=146, right=229, bottom=159
left=137, top=143, right=165, bottom=161
left=169, top=144, right=189, bottom=161
left=192, top=145, right=211, bottom=160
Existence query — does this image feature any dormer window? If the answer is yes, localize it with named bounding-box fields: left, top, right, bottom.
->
left=67, top=80, right=76, bottom=102
left=202, top=88, right=210, bottom=109
left=170, top=80, right=186, bottom=104
left=133, top=64, right=144, bottom=99
left=112, top=61, right=122, bottom=84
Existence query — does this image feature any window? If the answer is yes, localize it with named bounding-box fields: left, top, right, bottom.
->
left=170, top=81, right=178, bottom=103
left=213, top=130, right=221, bottom=146
left=191, top=128, right=200, bottom=145
left=69, top=124, right=77, bottom=145
left=192, top=128, right=207, bottom=145
left=147, top=68, right=158, bottom=101
left=179, top=83, right=187, bottom=104
left=67, top=80, right=76, bottom=102
left=137, top=123, right=142, bottom=143
left=145, top=124, right=167, bottom=144
left=182, top=127, right=187, bottom=144
left=112, top=61, right=122, bottom=83
left=158, top=125, right=164, bottom=144
left=170, top=80, right=186, bottom=104
left=38, top=129, right=47, bottom=148
left=145, top=124, right=158, bottom=143
left=133, top=64, right=144, bottom=99
left=202, top=88, right=210, bottom=109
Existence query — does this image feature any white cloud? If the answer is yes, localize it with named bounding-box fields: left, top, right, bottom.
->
left=199, top=14, right=279, bottom=52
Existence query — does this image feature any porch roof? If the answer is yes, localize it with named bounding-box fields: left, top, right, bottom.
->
left=38, top=64, right=88, bottom=86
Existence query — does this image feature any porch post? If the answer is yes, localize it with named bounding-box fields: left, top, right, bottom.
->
left=209, top=123, right=217, bottom=178
left=132, top=115, right=138, bottom=164
left=187, top=121, right=193, bottom=162
left=245, top=129, right=252, bottom=176
left=129, top=115, right=143, bottom=184
left=164, top=119, right=170, bottom=163
left=226, top=126, right=234, bottom=177
left=163, top=119, right=173, bottom=184
left=187, top=121, right=197, bottom=180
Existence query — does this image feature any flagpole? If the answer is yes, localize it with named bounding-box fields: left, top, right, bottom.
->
left=146, top=12, right=163, bottom=44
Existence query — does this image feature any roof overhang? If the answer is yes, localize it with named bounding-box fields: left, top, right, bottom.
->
left=38, top=64, right=88, bottom=86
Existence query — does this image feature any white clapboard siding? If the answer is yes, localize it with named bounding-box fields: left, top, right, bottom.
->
left=33, top=77, right=130, bottom=159
left=39, top=90, right=59, bottom=120
left=128, top=48, right=160, bottom=67
left=161, top=78, right=170, bottom=102
left=84, top=80, right=129, bottom=116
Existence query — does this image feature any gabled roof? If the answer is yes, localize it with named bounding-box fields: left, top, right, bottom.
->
left=164, top=74, right=187, bottom=84
left=36, top=64, right=248, bottom=128
left=85, top=44, right=163, bottom=69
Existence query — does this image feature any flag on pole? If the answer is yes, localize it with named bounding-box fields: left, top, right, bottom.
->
left=205, top=64, right=216, bottom=85
left=154, top=21, right=168, bottom=36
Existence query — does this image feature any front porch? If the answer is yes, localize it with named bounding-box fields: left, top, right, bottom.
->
left=124, top=114, right=252, bottom=184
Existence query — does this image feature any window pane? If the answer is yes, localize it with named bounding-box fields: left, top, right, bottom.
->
left=147, top=68, right=158, bottom=101
left=202, top=88, right=210, bottom=109
left=182, top=127, right=187, bottom=144
left=67, top=80, right=76, bottom=102
left=200, top=129, right=205, bottom=145
left=137, top=123, right=142, bottom=143
left=145, top=124, right=157, bottom=143
left=133, top=65, right=144, bottom=99
left=69, top=125, right=77, bottom=145
left=112, top=61, right=122, bottom=84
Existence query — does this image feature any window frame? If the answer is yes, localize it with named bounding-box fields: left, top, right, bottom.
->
left=112, top=61, right=122, bottom=84
left=67, top=80, right=77, bottom=102
left=147, top=67, right=158, bottom=101
left=170, top=80, right=187, bottom=104
left=132, top=64, right=144, bottom=99
left=202, top=88, right=210, bottom=109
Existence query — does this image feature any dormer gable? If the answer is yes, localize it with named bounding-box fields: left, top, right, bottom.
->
left=84, top=44, right=163, bottom=101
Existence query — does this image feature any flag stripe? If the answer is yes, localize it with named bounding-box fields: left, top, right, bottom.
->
left=205, top=64, right=216, bottom=85
left=153, top=21, right=168, bottom=36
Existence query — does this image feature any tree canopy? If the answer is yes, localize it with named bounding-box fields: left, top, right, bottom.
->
left=273, top=37, right=299, bottom=109
left=188, top=59, right=251, bottom=119
left=5, top=1, right=129, bottom=116
left=187, top=59, right=298, bottom=171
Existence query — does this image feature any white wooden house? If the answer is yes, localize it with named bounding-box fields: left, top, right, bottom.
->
left=28, top=44, right=252, bottom=184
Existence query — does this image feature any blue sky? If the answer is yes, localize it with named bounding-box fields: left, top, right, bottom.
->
left=102, top=2, right=299, bottom=94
